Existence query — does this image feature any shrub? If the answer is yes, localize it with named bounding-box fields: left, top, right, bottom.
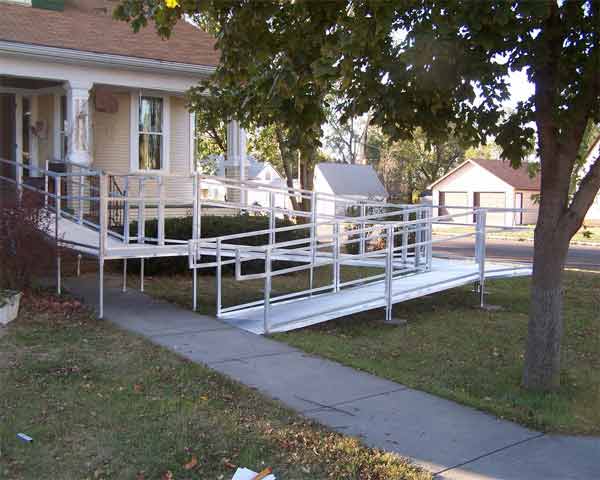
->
left=0, top=189, right=56, bottom=290
left=128, top=214, right=307, bottom=275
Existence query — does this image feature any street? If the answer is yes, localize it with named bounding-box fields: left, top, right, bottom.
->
left=433, top=237, right=600, bottom=271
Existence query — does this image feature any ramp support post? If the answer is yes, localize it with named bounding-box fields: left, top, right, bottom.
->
left=76, top=254, right=82, bottom=277
left=140, top=259, right=145, bottom=292
left=192, top=267, right=198, bottom=312
left=359, top=203, right=366, bottom=255
left=99, top=258, right=104, bottom=319
left=385, top=224, right=394, bottom=322
left=56, top=254, right=62, bottom=295
left=264, top=247, right=272, bottom=334
left=402, top=210, right=408, bottom=264
left=269, top=191, right=275, bottom=244
left=476, top=210, right=487, bottom=308
left=309, top=191, right=317, bottom=295
left=122, top=259, right=127, bottom=292
left=216, top=239, right=222, bottom=316
left=55, top=175, right=62, bottom=295
left=98, top=175, right=108, bottom=319
left=333, top=222, right=340, bottom=293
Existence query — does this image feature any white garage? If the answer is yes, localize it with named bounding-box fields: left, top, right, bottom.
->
left=430, top=159, right=541, bottom=227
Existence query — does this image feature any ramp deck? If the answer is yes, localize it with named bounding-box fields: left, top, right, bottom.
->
left=219, top=258, right=531, bottom=334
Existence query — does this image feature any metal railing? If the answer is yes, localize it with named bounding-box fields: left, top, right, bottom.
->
left=189, top=205, right=494, bottom=333
left=0, top=157, right=533, bottom=325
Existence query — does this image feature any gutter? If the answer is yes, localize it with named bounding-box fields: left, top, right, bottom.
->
left=0, top=40, right=216, bottom=77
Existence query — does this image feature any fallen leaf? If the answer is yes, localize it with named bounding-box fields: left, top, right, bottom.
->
left=161, top=471, right=173, bottom=480
left=134, top=384, right=143, bottom=393
left=183, top=455, right=198, bottom=470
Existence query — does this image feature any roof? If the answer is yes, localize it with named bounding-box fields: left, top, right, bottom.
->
left=470, top=159, right=540, bottom=190
left=315, top=163, right=388, bottom=198
left=248, top=159, right=271, bottom=179
left=429, top=159, right=540, bottom=191
left=0, top=1, right=219, bottom=67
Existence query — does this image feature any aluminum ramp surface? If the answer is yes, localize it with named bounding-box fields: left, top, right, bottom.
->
left=219, top=258, right=532, bottom=334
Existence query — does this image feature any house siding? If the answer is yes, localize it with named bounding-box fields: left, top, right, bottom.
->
left=93, top=92, right=130, bottom=175
left=165, top=96, right=193, bottom=216
left=91, top=92, right=194, bottom=218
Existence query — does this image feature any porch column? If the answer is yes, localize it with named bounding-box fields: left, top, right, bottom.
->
left=226, top=120, right=247, bottom=205
left=64, top=81, right=93, bottom=167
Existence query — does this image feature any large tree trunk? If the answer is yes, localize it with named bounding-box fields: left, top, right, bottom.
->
left=523, top=221, right=570, bottom=391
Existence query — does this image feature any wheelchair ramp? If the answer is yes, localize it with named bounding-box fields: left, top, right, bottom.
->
left=219, top=258, right=532, bottom=334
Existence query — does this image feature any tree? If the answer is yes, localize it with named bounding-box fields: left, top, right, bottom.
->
left=188, top=88, right=227, bottom=174
left=324, top=97, right=372, bottom=164
left=368, top=127, right=466, bottom=202
left=116, top=1, right=600, bottom=391
left=324, top=1, right=600, bottom=392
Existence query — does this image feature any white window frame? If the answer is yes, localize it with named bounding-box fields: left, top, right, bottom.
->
left=130, top=92, right=170, bottom=173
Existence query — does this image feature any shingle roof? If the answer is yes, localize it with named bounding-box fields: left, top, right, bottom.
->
left=316, top=163, right=388, bottom=198
left=0, top=2, right=219, bottom=67
left=470, top=159, right=540, bottom=191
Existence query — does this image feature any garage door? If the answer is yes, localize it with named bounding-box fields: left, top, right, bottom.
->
left=439, top=192, right=468, bottom=221
left=474, top=192, right=506, bottom=225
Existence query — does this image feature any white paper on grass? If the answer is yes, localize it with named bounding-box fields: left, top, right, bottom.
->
left=231, top=467, right=276, bottom=480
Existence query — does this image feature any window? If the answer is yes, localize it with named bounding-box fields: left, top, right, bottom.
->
left=138, top=96, right=163, bottom=170
left=131, top=93, right=169, bottom=172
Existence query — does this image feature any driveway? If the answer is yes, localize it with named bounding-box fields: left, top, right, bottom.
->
left=433, top=238, right=600, bottom=271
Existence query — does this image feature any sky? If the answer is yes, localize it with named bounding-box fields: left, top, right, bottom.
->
left=506, top=69, right=535, bottom=110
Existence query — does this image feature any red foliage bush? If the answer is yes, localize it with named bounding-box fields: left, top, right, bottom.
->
left=0, top=188, right=57, bottom=290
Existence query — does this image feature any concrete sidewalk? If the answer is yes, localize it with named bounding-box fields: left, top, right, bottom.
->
left=66, top=275, right=599, bottom=479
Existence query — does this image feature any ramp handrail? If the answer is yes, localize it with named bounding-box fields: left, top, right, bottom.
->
left=187, top=205, right=494, bottom=333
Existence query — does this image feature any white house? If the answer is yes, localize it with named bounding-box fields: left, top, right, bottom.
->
left=314, top=162, right=387, bottom=220
left=245, top=160, right=291, bottom=210
left=429, top=159, right=541, bottom=227
left=0, top=0, right=247, bottom=205
left=581, top=134, right=600, bottom=225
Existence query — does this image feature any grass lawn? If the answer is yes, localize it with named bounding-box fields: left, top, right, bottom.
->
left=433, top=225, right=600, bottom=244
left=0, top=292, right=428, bottom=480
left=144, top=267, right=600, bottom=436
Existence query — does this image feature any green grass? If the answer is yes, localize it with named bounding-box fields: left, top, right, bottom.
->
left=275, top=271, right=600, bottom=435
left=145, top=268, right=600, bottom=436
left=433, top=225, right=600, bottom=243
left=0, top=292, right=428, bottom=480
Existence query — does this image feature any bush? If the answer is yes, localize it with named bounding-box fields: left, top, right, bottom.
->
left=128, top=214, right=307, bottom=275
left=0, top=189, right=56, bottom=290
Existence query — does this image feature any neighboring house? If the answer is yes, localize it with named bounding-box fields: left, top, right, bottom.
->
left=581, top=134, right=600, bottom=225
left=0, top=0, right=247, bottom=206
left=314, top=163, right=387, bottom=220
left=246, top=160, right=288, bottom=209
left=200, top=154, right=296, bottom=212
left=429, top=159, right=540, bottom=226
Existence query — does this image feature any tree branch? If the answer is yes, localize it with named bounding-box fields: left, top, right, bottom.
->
left=564, top=154, right=600, bottom=235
